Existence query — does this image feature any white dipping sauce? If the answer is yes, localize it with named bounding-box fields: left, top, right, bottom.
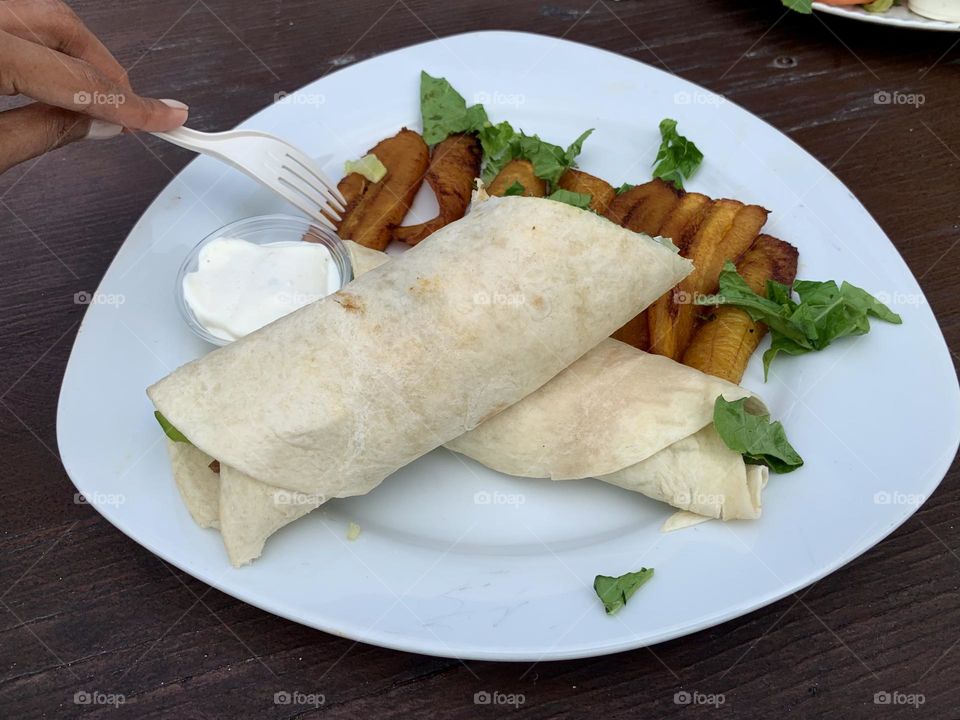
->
left=183, top=237, right=340, bottom=342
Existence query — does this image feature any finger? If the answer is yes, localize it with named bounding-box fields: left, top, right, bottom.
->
left=0, top=30, right=188, bottom=131
left=0, top=0, right=129, bottom=87
left=0, top=102, right=120, bottom=175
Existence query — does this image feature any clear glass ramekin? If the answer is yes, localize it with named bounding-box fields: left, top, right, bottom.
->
left=175, top=214, right=353, bottom=346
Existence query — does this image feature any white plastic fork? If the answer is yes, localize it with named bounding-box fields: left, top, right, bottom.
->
left=152, top=127, right=346, bottom=231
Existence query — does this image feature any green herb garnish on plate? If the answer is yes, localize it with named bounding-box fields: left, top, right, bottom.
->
left=594, top=568, right=654, bottom=615
left=653, top=118, right=703, bottom=190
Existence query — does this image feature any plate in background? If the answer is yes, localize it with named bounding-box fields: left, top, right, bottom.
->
left=813, top=2, right=960, bottom=31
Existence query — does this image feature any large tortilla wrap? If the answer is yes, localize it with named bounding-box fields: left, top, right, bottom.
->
left=151, top=197, right=692, bottom=564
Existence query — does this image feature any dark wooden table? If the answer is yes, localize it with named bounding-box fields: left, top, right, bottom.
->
left=2, top=1, right=959, bottom=717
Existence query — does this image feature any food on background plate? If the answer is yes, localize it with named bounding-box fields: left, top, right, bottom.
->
left=149, top=196, right=692, bottom=565
left=783, top=0, right=897, bottom=15
left=683, top=235, right=799, bottom=383
left=335, top=128, right=429, bottom=250
left=907, top=0, right=960, bottom=22
left=393, top=133, right=482, bottom=245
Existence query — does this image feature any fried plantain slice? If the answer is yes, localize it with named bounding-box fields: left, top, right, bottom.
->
left=648, top=200, right=769, bottom=360
left=393, top=133, right=482, bottom=246
left=623, top=182, right=681, bottom=236
left=604, top=179, right=676, bottom=227
left=322, top=173, right=368, bottom=226
left=336, top=128, right=430, bottom=250
left=606, top=181, right=683, bottom=351
left=682, top=235, right=798, bottom=383
left=487, top=159, right=547, bottom=197
left=338, top=172, right=368, bottom=211
left=611, top=314, right=650, bottom=351
left=656, top=192, right=711, bottom=251
left=557, top=168, right=616, bottom=214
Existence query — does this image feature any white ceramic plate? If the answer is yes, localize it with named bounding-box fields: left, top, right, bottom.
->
left=813, top=2, right=960, bottom=31
left=58, top=31, right=959, bottom=661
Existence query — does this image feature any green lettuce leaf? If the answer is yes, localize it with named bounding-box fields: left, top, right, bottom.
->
left=478, top=121, right=519, bottom=184
left=615, top=182, right=635, bottom=195
left=546, top=189, right=592, bottom=209
left=564, top=129, right=593, bottom=167
left=698, top=262, right=902, bottom=379
left=652, top=118, right=703, bottom=190
left=504, top=180, right=525, bottom=196
left=476, top=122, right=593, bottom=187
left=517, top=129, right=593, bottom=187
left=419, top=71, right=488, bottom=145
left=155, top=411, right=190, bottom=444
left=713, top=396, right=803, bottom=474
left=594, top=568, right=654, bottom=615
left=423, top=73, right=591, bottom=188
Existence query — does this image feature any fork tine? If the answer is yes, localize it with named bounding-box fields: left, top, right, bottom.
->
left=283, top=149, right=348, bottom=210
left=279, top=168, right=343, bottom=223
left=273, top=180, right=340, bottom=232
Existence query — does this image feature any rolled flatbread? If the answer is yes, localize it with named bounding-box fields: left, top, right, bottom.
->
left=152, top=196, right=691, bottom=564
left=353, top=243, right=768, bottom=522
left=446, top=339, right=768, bottom=522
left=165, top=439, right=220, bottom=529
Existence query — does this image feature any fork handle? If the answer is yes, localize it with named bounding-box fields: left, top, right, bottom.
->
left=151, top=127, right=222, bottom=153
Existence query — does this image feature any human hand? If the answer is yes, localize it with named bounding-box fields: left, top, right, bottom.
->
left=0, top=0, right=188, bottom=174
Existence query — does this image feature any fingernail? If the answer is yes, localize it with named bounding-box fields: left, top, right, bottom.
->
left=85, top=119, right=123, bottom=141
left=160, top=98, right=189, bottom=112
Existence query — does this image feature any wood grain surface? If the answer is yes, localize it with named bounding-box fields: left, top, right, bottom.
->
left=1, top=1, right=959, bottom=717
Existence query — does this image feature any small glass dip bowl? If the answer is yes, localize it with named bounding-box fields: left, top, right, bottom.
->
left=176, top=214, right=353, bottom=346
